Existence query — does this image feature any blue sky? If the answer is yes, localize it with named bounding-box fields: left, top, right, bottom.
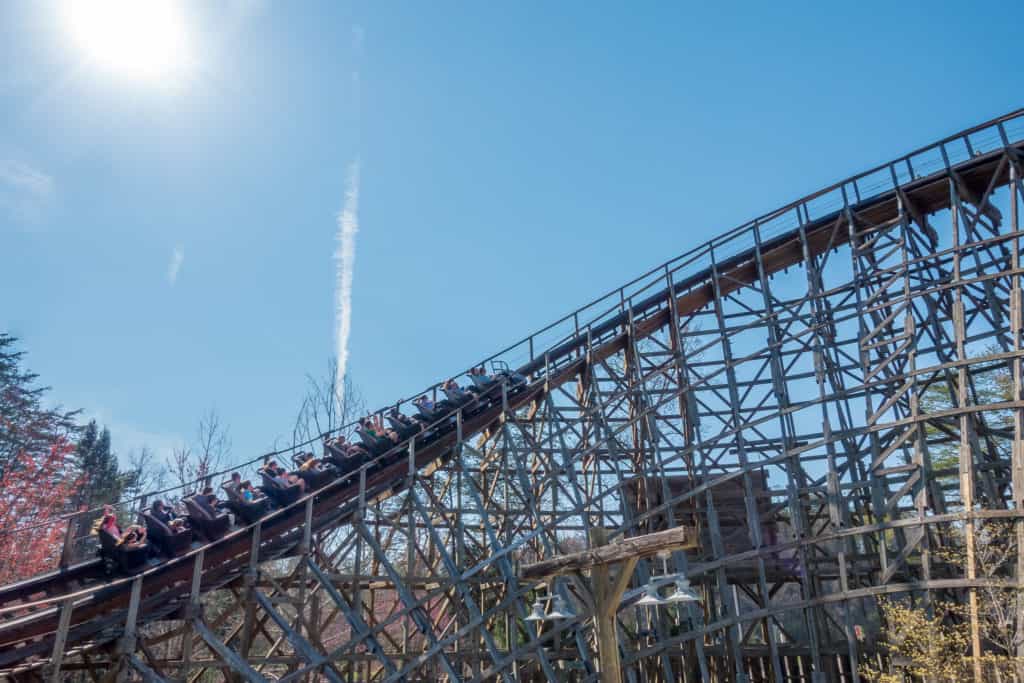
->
left=2, top=0, right=1022, bottom=468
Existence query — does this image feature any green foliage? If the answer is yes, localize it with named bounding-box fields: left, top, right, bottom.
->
left=860, top=598, right=971, bottom=683
left=863, top=521, right=1024, bottom=682
left=0, top=333, right=79, bottom=475
left=919, top=347, right=1014, bottom=482
left=75, top=420, right=140, bottom=509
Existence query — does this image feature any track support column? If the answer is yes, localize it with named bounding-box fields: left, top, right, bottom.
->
left=45, top=598, right=74, bottom=683
left=590, top=528, right=637, bottom=683
left=238, top=522, right=262, bottom=677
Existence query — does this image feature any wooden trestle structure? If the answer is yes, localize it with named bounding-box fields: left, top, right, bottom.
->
left=2, top=110, right=1024, bottom=682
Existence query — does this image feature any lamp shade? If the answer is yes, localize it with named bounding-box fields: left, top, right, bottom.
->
left=665, top=578, right=700, bottom=604
left=636, top=583, right=665, bottom=607
left=547, top=596, right=574, bottom=620
left=525, top=599, right=546, bottom=622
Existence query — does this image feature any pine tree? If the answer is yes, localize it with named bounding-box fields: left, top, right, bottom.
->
left=0, top=333, right=79, bottom=475
left=75, top=420, right=138, bottom=509
left=0, top=334, right=82, bottom=581
left=65, top=421, right=142, bottom=566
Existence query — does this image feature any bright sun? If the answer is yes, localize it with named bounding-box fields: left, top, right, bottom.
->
left=64, top=0, right=190, bottom=82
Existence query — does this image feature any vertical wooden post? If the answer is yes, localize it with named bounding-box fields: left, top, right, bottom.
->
left=297, top=497, right=314, bottom=641
left=589, top=528, right=616, bottom=683
left=59, top=511, right=80, bottom=570
left=408, top=432, right=417, bottom=478
left=1008, top=159, right=1024, bottom=682
left=354, top=465, right=366, bottom=650
left=115, top=577, right=143, bottom=682
left=47, top=598, right=74, bottom=683
left=180, top=548, right=204, bottom=679
left=951, top=178, right=982, bottom=682
left=239, top=522, right=261, bottom=668
left=588, top=528, right=638, bottom=683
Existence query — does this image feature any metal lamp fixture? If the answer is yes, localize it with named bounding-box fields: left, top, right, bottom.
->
left=665, top=577, right=700, bottom=604
left=525, top=593, right=575, bottom=621
left=547, top=595, right=574, bottom=620
left=525, top=599, right=547, bottom=622
left=635, top=582, right=666, bottom=607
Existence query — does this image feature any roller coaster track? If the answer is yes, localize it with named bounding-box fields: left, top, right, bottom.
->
left=2, top=110, right=1024, bottom=682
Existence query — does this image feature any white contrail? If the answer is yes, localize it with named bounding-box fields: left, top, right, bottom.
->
left=333, top=25, right=363, bottom=406
left=334, top=160, right=360, bottom=403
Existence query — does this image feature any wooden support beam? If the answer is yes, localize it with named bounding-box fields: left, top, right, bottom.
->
left=115, top=578, right=142, bottom=683
left=125, top=655, right=165, bottom=683
left=592, top=552, right=638, bottom=683
left=45, top=599, right=74, bottom=683
left=521, top=525, right=697, bottom=580
left=193, top=620, right=267, bottom=683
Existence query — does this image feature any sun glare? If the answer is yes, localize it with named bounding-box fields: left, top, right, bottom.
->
left=64, top=0, right=190, bottom=82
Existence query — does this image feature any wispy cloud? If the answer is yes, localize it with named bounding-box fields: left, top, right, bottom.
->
left=167, top=245, right=185, bottom=286
left=0, top=159, right=54, bottom=226
left=334, top=161, right=360, bottom=401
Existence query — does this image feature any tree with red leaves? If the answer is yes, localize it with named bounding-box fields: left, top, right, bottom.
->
left=0, top=334, right=83, bottom=584
left=0, top=439, right=81, bottom=584
left=0, top=335, right=157, bottom=581
left=0, top=333, right=78, bottom=475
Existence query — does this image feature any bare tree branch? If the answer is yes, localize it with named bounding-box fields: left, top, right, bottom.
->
left=292, top=358, right=365, bottom=446
left=167, top=408, right=232, bottom=490
left=123, top=446, right=165, bottom=500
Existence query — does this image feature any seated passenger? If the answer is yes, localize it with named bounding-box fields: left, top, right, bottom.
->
left=239, top=481, right=259, bottom=502
left=151, top=499, right=172, bottom=524
left=189, top=487, right=222, bottom=519
left=468, top=366, right=494, bottom=388
left=442, top=378, right=466, bottom=397
left=414, top=395, right=437, bottom=416
left=442, top=379, right=475, bottom=406
left=324, top=435, right=364, bottom=472
left=371, top=414, right=400, bottom=444
left=223, top=471, right=244, bottom=501
left=360, top=416, right=381, bottom=438
left=264, top=460, right=285, bottom=483
left=202, top=486, right=221, bottom=508
left=324, top=434, right=350, bottom=458
left=98, top=508, right=122, bottom=541
left=267, top=460, right=306, bottom=493
left=356, top=417, right=391, bottom=451
left=120, top=524, right=147, bottom=549
left=388, top=408, right=422, bottom=436
left=298, top=453, right=323, bottom=471
left=279, top=466, right=307, bottom=493
left=194, top=487, right=222, bottom=519
left=389, top=408, right=414, bottom=428
left=151, top=500, right=187, bottom=531
left=325, top=434, right=348, bottom=455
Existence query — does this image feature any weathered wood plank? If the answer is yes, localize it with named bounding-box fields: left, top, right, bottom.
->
left=521, top=525, right=697, bottom=580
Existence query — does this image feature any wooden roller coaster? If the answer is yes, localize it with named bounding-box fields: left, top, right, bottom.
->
left=2, top=110, right=1023, bottom=682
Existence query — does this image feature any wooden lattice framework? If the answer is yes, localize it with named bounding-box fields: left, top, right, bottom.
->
left=2, top=111, right=1024, bottom=683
